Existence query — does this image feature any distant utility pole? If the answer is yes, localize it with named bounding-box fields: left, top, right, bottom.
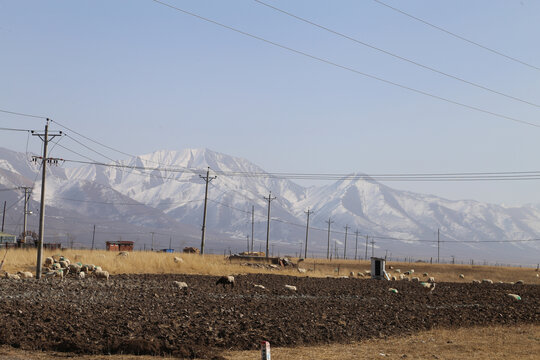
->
left=385, top=249, right=388, bottom=261
left=32, top=119, right=62, bottom=279
left=150, top=232, right=155, bottom=251
left=364, top=235, right=369, bottom=260
left=199, top=167, right=216, bottom=255
left=304, top=208, right=312, bottom=259
left=343, top=225, right=349, bottom=259
left=251, top=205, right=254, bottom=253
left=91, top=225, right=96, bottom=250
left=19, top=187, right=32, bottom=244
left=437, top=228, right=440, bottom=264
left=169, top=236, right=172, bottom=250
left=354, top=230, right=359, bottom=260
left=1, top=201, right=5, bottom=232
left=246, top=235, right=250, bottom=252
left=325, top=218, right=334, bottom=259
left=371, top=237, right=375, bottom=257
left=264, top=192, right=276, bottom=259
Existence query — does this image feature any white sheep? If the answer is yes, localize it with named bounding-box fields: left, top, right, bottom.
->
left=399, top=274, right=405, bottom=280
left=388, top=288, right=398, bottom=293
left=472, top=279, right=481, bottom=284
left=298, top=268, right=307, bottom=274
left=173, top=256, right=184, bottom=263
left=411, top=277, right=419, bottom=282
left=428, top=277, right=435, bottom=283
left=284, top=285, right=297, bottom=291
left=507, top=293, right=521, bottom=300
left=349, top=271, right=355, bottom=277
left=118, top=251, right=128, bottom=257
left=174, top=281, right=188, bottom=289
left=17, top=271, right=33, bottom=279
left=68, top=264, right=81, bottom=274
left=357, top=272, right=364, bottom=277
left=78, top=272, right=86, bottom=279
left=482, top=279, right=493, bottom=284
left=423, top=272, right=429, bottom=277
left=459, top=274, right=465, bottom=279
left=95, top=270, right=109, bottom=281
left=5, top=273, right=21, bottom=280
left=44, top=257, right=54, bottom=267
left=395, top=269, right=401, bottom=273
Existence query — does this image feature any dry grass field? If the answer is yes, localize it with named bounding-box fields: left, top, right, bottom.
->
left=1, top=248, right=538, bottom=284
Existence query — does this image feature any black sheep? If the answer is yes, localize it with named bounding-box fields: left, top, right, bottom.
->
left=216, top=275, right=235, bottom=289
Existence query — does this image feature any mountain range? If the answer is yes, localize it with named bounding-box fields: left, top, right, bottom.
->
left=1, top=146, right=539, bottom=265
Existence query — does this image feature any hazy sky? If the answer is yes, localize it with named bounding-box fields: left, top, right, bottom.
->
left=2, top=0, right=540, bottom=205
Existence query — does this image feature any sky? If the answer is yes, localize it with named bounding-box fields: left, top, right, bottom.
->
left=1, top=0, right=540, bottom=206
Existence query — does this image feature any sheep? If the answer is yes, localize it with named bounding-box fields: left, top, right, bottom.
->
left=94, top=270, right=109, bottom=281
left=391, top=276, right=397, bottom=281
left=68, top=264, right=81, bottom=274
left=298, top=268, right=307, bottom=274
left=118, top=251, right=129, bottom=257
left=357, top=272, right=364, bottom=277
left=423, top=272, right=429, bottom=277
left=395, top=269, right=401, bottom=273
left=51, top=263, right=61, bottom=270
left=284, top=285, right=297, bottom=291
left=411, top=277, right=419, bottom=282
left=428, top=277, right=435, bottom=283
left=173, top=256, right=184, bottom=263
left=44, top=257, right=54, bottom=267
left=365, top=270, right=371, bottom=275
left=17, top=271, right=33, bottom=279
left=174, top=281, right=188, bottom=289
left=472, top=279, right=481, bottom=284
left=459, top=274, right=465, bottom=279
left=515, top=280, right=524, bottom=285
left=482, top=279, right=493, bottom=284
left=94, top=266, right=102, bottom=272
left=507, top=293, right=521, bottom=301
left=404, top=271, right=411, bottom=275
left=399, top=274, right=405, bottom=280
left=388, top=288, right=398, bottom=293
left=388, top=265, right=394, bottom=270
left=5, top=273, right=21, bottom=280
left=349, top=271, right=355, bottom=277
left=216, top=276, right=235, bottom=289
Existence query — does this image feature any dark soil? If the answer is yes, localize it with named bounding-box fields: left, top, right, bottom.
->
left=0, top=274, right=538, bottom=358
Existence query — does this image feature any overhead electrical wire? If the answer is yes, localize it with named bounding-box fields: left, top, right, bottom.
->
left=254, top=0, right=540, bottom=109
left=0, top=108, right=47, bottom=119
left=151, top=0, right=540, bottom=128
left=372, top=0, right=540, bottom=72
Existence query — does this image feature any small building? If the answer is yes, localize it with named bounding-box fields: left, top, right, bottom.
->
left=106, top=241, right=134, bottom=252
left=0, top=232, right=17, bottom=246
left=371, top=257, right=390, bottom=280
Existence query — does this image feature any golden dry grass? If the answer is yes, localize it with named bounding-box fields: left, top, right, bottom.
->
left=223, top=324, right=540, bottom=360
left=0, top=324, right=538, bottom=359
left=1, top=248, right=539, bottom=284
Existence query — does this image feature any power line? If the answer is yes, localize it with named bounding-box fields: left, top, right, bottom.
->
left=0, top=108, right=47, bottom=119
left=372, top=0, right=540, bottom=72
left=151, top=0, right=540, bottom=128
left=0, top=127, right=32, bottom=132
left=254, top=0, right=540, bottom=109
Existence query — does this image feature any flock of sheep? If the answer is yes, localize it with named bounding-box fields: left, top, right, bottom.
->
left=3, top=254, right=110, bottom=281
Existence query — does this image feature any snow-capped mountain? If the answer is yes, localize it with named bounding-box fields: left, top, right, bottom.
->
left=1, top=146, right=539, bottom=264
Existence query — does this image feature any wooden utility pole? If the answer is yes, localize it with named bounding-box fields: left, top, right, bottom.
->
left=199, top=167, right=216, bottom=255
left=364, top=235, right=369, bottom=260
left=19, top=187, right=32, bottom=244
left=251, top=205, right=254, bottom=253
left=1, top=201, right=6, bottom=232
left=32, top=119, right=62, bottom=279
left=325, top=218, right=334, bottom=259
left=264, top=192, right=276, bottom=259
left=437, top=228, right=440, bottom=263
left=304, top=209, right=312, bottom=259
left=343, top=225, right=349, bottom=259
left=246, top=235, right=250, bottom=252
left=91, top=224, right=96, bottom=250
left=354, top=230, right=359, bottom=260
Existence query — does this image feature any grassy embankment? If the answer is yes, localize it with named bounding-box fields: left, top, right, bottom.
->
left=1, top=248, right=538, bottom=283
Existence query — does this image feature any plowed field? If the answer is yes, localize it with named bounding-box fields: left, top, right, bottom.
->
left=0, top=274, right=538, bottom=359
